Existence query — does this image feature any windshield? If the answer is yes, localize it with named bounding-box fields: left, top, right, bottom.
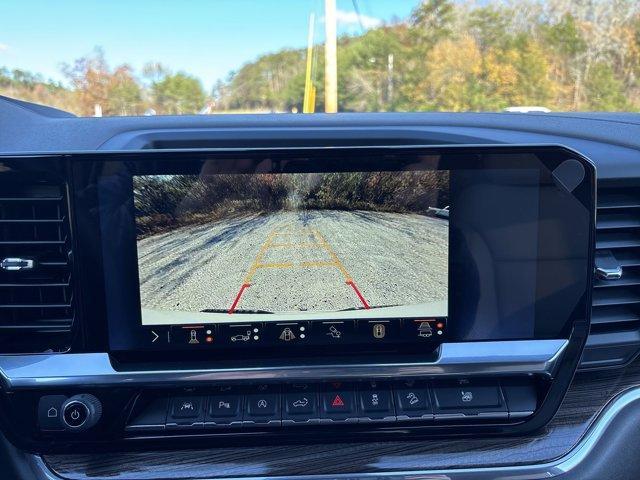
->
left=1, top=0, right=638, bottom=116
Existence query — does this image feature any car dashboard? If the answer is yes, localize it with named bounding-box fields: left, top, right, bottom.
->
left=1, top=98, right=640, bottom=480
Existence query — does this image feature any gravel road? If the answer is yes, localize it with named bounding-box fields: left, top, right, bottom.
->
left=137, top=210, right=448, bottom=320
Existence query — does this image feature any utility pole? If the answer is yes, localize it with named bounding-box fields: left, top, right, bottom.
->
left=387, top=53, right=394, bottom=109
left=303, top=12, right=316, bottom=113
left=324, top=0, right=338, bottom=113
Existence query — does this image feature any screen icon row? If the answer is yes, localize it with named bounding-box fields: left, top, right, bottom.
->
left=144, top=317, right=446, bottom=348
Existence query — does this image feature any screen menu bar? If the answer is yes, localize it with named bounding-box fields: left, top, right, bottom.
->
left=140, top=317, right=447, bottom=349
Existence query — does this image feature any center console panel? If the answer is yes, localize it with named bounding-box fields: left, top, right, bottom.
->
left=0, top=145, right=595, bottom=453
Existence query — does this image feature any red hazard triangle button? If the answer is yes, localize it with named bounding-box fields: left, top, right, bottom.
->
left=324, top=390, right=352, bottom=416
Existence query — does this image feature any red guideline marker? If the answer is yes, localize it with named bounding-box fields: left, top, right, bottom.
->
left=346, top=280, right=370, bottom=310
left=228, top=283, right=251, bottom=314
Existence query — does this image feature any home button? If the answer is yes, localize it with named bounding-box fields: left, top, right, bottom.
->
left=37, top=395, right=67, bottom=431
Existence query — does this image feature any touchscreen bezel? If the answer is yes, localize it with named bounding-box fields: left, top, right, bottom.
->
left=67, top=145, right=596, bottom=362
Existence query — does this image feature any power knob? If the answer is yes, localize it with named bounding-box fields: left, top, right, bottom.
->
left=61, top=394, right=102, bottom=431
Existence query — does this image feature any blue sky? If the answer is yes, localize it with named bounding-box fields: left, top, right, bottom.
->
left=0, top=0, right=419, bottom=91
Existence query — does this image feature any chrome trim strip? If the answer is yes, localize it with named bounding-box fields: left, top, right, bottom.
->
left=0, top=340, right=567, bottom=389
left=0, top=257, right=35, bottom=271
left=32, top=386, right=640, bottom=480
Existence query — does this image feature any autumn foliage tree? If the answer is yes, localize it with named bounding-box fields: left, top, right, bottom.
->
left=61, top=47, right=142, bottom=116
left=2, top=0, right=640, bottom=115
left=217, top=0, right=640, bottom=113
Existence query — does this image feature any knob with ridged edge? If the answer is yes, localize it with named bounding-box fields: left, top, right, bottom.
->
left=61, top=394, right=102, bottom=431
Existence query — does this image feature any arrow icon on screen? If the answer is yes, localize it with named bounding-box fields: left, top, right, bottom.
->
left=151, top=330, right=159, bottom=343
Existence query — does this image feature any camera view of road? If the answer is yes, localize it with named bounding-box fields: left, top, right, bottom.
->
left=135, top=170, right=449, bottom=322
left=137, top=209, right=448, bottom=320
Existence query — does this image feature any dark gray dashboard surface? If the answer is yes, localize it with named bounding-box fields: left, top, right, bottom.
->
left=1, top=95, right=639, bottom=181
left=1, top=96, right=640, bottom=480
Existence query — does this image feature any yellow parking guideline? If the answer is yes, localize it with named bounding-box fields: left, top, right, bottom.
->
left=255, top=262, right=294, bottom=269
left=243, top=230, right=276, bottom=283
left=270, top=242, right=323, bottom=248
left=311, top=229, right=352, bottom=282
left=243, top=225, right=354, bottom=283
left=233, top=224, right=368, bottom=313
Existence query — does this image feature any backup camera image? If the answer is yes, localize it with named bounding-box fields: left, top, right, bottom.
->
left=135, top=171, right=449, bottom=324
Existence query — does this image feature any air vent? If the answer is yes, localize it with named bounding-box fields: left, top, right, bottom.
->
left=581, top=185, right=640, bottom=369
left=0, top=181, right=74, bottom=353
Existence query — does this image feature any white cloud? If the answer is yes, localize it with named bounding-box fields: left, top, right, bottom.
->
left=335, top=9, right=382, bottom=30
left=0, top=43, right=9, bottom=53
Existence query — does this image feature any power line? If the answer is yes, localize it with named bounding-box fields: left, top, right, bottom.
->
left=352, top=0, right=366, bottom=34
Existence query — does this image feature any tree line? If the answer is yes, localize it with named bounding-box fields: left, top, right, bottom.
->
left=0, top=48, right=206, bottom=116
left=134, top=171, right=449, bottom=236
left=219, top=0, right=640, bottom=113
left=2, top=0, right=640, bottom=115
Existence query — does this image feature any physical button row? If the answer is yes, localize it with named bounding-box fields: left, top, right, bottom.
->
left=126, top=379, right=536, bottom=431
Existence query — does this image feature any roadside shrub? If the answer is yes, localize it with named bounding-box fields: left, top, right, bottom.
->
left=134, top=170, right=449, bottom=236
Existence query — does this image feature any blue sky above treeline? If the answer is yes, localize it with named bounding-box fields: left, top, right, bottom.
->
left=0, top=0, right=419, bottom=89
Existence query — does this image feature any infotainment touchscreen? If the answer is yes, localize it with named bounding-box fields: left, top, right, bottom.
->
left=73, top=146, right=595, bottom=357
left=134, top=171, right=449, bottom=325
